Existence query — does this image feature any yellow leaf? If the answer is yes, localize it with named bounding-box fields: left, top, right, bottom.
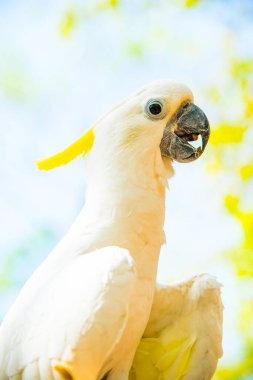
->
left=240, top=214, right=253, bottom=250
left=231, top=59, right=253, bottom=78
left=95, top=0, right=119, bottom=11
left=239, top=301, right=253, bottom=335
left=242, top=90, right=253, bottom=118
left=210, top=124, right=246, bottom=145
left=230, top=248, right=253, bottom=277
left=184, top=0, right=200, bottom=7
left=224, top=195, right=239, bottom=215
left=60, top=11, right=76, bottom=37
left=240, top=164, right=253, bottom=181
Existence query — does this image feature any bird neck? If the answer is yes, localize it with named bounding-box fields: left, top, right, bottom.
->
left=77, top=147, right=168, bottom=262
left=49, top=141, right=171, bottom=275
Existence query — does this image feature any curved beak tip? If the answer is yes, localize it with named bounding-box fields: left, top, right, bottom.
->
left=160, top=103, right=210, bottom=163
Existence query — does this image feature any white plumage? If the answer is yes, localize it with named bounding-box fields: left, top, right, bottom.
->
left=130, top=274, right=223, bottom=380
left=0, top=80, right=222, bottom=380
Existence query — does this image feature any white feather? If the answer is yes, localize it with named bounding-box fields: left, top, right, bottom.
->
left=0, top=80, right=219, bottom=380
left=132, top=274, right=223, bottom=380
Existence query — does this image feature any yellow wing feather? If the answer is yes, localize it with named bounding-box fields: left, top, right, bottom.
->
left=130, top=334, right=196, bottom=380
left=130, top=275, right=223, bottom=380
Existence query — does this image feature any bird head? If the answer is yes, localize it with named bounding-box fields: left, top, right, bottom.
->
left=36, top=80, right=210, bottom=172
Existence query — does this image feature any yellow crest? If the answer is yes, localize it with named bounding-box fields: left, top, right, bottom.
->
left=36, top=129, right=95, bottom=171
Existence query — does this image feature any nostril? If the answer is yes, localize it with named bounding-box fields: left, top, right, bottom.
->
left=182, top=101, right=190, bottom=110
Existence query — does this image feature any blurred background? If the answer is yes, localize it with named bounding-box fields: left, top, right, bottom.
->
left=0, top=0, right=253, bottom=378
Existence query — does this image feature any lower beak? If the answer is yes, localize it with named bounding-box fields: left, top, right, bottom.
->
left=160, top=103, right=210, bottom=163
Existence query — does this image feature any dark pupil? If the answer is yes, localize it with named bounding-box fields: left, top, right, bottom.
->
left=149, top=102, right=162, bottom=115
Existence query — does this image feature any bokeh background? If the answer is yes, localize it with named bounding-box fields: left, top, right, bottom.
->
left=1, top=0, right=253, bottom=378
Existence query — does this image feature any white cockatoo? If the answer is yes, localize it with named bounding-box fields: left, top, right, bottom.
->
left=0, top=80, right=222, bottom=380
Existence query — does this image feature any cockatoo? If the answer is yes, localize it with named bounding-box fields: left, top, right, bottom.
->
left=0, top=80, right=222, bottom=380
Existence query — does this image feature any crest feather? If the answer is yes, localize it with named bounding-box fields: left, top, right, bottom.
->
left=36, top=129, right=94, bottom=170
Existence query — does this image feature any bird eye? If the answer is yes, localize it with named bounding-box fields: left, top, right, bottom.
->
left=149, top=102, right=162, bottom=115
left=145, top=99, right=164, bottom=119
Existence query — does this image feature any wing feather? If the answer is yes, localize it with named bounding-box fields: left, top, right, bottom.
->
left=130, top=274, right=223, bottom=380
left=0, top=246, right=136, bottom=380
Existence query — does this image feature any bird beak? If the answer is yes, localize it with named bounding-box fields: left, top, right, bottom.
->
left=36, top=128, right=95, bottom=170
left=160, top=103, right=210, bottom=163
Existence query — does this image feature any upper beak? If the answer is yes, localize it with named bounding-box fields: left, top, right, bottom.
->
left=160, top=102, right=210, bottom=163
